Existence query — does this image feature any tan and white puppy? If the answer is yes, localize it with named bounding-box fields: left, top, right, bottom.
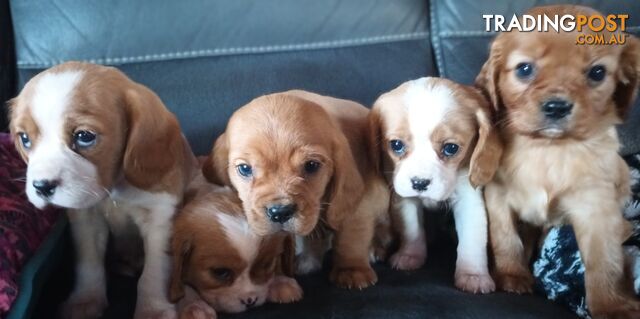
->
left=203, top=90, right=390, bottom=289
left=9, top=62, right=197, bottom=319
left=370, top=77, right=502, bottom=293
left=170, top=180, right=301, bottom=319
left=476, top=5, right=640, bottom=318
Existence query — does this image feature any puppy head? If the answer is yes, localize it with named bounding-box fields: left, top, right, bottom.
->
left=9, top=62, right=181, bottom=209
left=203, top=93, right=362, bottom=236
left=370, top=77, right=501, bottom=201
left=476, top=5, right=640, bottom=140
left=169, top=189, right=292, bottom=313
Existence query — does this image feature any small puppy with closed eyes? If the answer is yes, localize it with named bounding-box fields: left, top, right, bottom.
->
left=476, top=5, right=640, bottom=318
left=370, top=77, right=501, bottom=293
left=203, top=90, right=390, bottom=289
left=170, top=178, right=301, bottom=319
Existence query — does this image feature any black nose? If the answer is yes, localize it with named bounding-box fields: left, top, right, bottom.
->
left=266, top=204, right=296, bottom=224
left=410, top=177, right=430, bottom=192
left=542, top=99, right=573, bottom=120
left=241, top=297, right=257, bottom=308
left=32, top=179, right=58, bottom=198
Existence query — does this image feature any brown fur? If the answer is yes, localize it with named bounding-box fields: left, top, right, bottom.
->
left=476, top=5, right=640, bottom=318
left=203, top=90, right=390, bottom=289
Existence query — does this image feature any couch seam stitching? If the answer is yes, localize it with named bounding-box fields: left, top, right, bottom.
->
left=16, top=32, right=429, bottom=68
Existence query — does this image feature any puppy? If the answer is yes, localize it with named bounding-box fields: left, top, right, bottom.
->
left=169, top=180, right=301, bottom=319
left=9, top=62, right=197, bottom=319
left=476, top=5, right=640, bottom=317
left=369, top=77, right=501, bottom=293
left=203, top=90, right=390, bottom=289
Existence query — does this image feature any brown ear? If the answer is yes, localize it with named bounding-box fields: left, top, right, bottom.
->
left=475, top=37, right=504, bottom=111
left=324, top=133, right=365, bottom=229
left=468, top=89, right=503, bottom=188
left=614, top=35, right=640, bottom=119
left=202, top=133, right=231, bottom=186
left=123, top=85, right=182, bottom=189
left=6, top=98, right=28, bottom=162
left=278, top=234, right=296, bottom=277
left=169, top=232, right=192, bottom=303
left=367, top=108, right=384, bottom=174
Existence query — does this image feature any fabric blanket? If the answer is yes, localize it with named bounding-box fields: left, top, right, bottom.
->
left=533, top=153, right=640, bottom=318
left=0, top=133, right=60, bottom=317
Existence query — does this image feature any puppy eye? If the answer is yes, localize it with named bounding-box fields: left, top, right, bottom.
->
left=211, top=268, right=233, bottom=281
left=389, top=139, right=406, bottom=156
left=18, top=132, right=31, bottom=149
left=236, top=164, right=253, bottom=177
left=303, top=160, right=321, bottom=174
left=515, top=63, right=535, bottom=80
left=73, top=130, right=97, bottom=149
left=442, top=143, right=459, bottom=157
left=587, top=65, right=606, bottom=83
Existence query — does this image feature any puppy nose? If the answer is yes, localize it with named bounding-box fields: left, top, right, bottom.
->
left=542, top=99, right=573, bottom=120
left=266, top=204, right=296, bottom=224
left=32, top=179, right=58, bottom=198
left=241, top=296, right=257, bottom=308
left=410, top=177, right=430, bottom=192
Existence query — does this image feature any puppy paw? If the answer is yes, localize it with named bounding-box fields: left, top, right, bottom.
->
left=268, top=276, right=303, bottom=303
left=179, top=300, right=217, bottom=319
left=369, top=245, right=388, bottom=263
left=590, top=296, right=640, bottom=319
left=454, top=271, right=496, bottom=294
left=389, top=240, right=426, bottom=271
left=134, top=303, right=177, bottom=319
left=61, top=292, right=107, bottom=319
left=330, top=265, right=378, bottom=290
left=295, top=253, right=322, bottom=275
left=495, top=272, right=534, bottom=294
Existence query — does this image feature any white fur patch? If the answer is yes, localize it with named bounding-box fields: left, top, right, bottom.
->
left=216, top=213, right=260, bottom=262
left=25, top=70, right=107, bottom=209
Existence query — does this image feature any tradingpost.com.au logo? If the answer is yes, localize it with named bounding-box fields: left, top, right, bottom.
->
left=483, top=13, right=629, bottom=45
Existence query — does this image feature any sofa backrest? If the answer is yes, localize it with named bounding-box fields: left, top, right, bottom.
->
left=9, top=0, right=433, bottom=155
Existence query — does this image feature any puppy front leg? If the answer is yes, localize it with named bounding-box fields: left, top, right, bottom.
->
left=451, top=177, right=495, bottom=294
left=568, top=194, right=640, bottom=318
left=176, top=286, right=216, bottom=319
left=62, top=207, right=109, bottom=319
left=485, top=183, right=533, bottom=294
left=132, top=206, right=177, bottom=319
left=389, top=196, right=427, bottom=270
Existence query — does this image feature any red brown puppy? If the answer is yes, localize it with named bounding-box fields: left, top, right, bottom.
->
left=476, top=5, right=640, bottom=318
left=203, top=90, right=390, bottom=289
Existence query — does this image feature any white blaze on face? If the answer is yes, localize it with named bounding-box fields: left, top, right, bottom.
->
left=206, top=213, right=269, bottom=313
left=25, top=70, right=107, bottom=209
left=393, top=78, right=458, bottom=201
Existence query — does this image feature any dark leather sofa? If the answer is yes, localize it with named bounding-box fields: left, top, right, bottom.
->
left=1, top=0, right=639, bottom=318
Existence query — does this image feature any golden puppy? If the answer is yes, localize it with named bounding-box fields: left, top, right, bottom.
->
left=476, top=5, right=640, bottom=318
left=203, top=90, right=390, bottom=289
left=170, top=180, right=301, bottom=319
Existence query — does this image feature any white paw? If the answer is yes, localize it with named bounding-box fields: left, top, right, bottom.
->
left=179, top=300, right=217, bottom=319
left=389, top=243, right=427, bottom=271
left=454, top=271, right=495, bottom=294
left=61, top=292, right=108, bottom=319
left=296, top=253, right=322, bottom=275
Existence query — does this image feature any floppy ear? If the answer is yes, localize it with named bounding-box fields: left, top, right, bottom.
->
left=475, top=37, right=504, bottom=111
left=468, top=89, right=503, bottom=188
left=278, top=234, right=296, bottom=277
left=6, top=98, right=28, bottom=162
left=614, top=35, right=640, bottom=119
left=324, top=133, right=365, bottom=230
left=169, top=233, right=192, bottom=303
left=367, top=107, right=384, bottom=175
left=123, top=85, right=183, bottom=189
left=202, top=133, right=231, bottom=186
